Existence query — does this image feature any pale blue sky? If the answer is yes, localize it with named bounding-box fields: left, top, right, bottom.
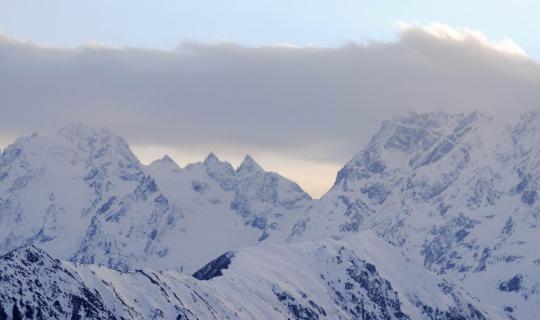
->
left=1, top=0, right=539, bottom=58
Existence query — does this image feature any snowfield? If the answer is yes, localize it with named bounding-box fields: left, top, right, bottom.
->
left=0, top=233, right=502, bottom=319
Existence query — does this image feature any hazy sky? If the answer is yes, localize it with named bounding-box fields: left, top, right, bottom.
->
left=1, top=2, right=540, bottom=197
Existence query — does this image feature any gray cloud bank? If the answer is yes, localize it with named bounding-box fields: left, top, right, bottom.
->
left=1, top=23, right=540, bottom=162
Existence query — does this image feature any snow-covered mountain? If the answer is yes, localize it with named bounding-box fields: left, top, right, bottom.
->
left=3, top=111, right=540, bottom=318
left=0, top=232, right=502, bottom=320
left=0, top=124, right=182, bottom=271
left=290, top=111, right=540, bottom=319
left=144, top=151, right=312, bottom=271
left=0, top=125, right=312, bottom=273
left=147, top=153, right=311, bottom=241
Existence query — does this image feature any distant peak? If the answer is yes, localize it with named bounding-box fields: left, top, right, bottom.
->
left=55, top=124, right=139, bottom=165
left=58, top=123, right=98, bottom=136
left=387, top=111, right=484, bottom=128
left=203, top=152, right=220, bottom=165
left=57, top=123, right=123, bottom=143
left=160, top=154, right=175, bottom=163
left=237, top=155, right=264, bottom=174
left=389, top=111, right=451, bottom=127
left=149, top=154, right=181, bottom=170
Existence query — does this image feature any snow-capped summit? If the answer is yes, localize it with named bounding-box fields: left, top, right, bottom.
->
left=1, top=126, right=311, bottom=273
left=0, top=124, right=181, bottom=271
left=57, top=124, right=141, bottom=169
left=202, top=152, right=220, bottom=166
left=199, top=152, right=237, bottom=191
left=148, top=154, right=181, bottom=172
left=332, top=111, right=487, bottom=190
left=147, top=152, right=313, bottom=270
left=1, top=127, right=313, bottom=274
left=237, top=155, right=264, bottom=175
left=289, top=110, right=540, bottom=319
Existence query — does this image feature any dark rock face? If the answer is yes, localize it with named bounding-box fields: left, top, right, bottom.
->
left=0, top=246, right=116, bottom=320
left=415, top=302, right=486, bottom=320
left=192, top=252, right=234, bottom=280
left=324, top=246, right=410, bottom=320
left=191, top=181, right=208, bottom=193
left=272, top=285, right=326, bottom=320
left=421, top=214, right=479, bottom=274
left=361, top=183, right=391, bottom=204
left=0, top=245, right=198, bottom=320
left=498, top=275, right=523, bottom=292
left=521, top=190, right=537, bottom=205
left=385, top=125, right=434, bottom=154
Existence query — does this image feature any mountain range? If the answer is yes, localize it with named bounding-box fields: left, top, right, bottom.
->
left=1, top=111, right=539, bottom=319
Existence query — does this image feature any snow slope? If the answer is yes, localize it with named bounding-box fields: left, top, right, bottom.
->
left=3, top=111, right=540, bottom=318
left=145, top=152, right=312, bottom=271
left=0, top=232, right=502, bottom=320
left=0, top=125, right=181, bottom=271
left=0, top=125, right=312, bottom=273
left=290, top=111, right=540, bottom=319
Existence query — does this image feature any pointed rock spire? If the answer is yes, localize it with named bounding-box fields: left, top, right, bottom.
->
left=237, top=155, right=264, bottom=175
left=149, top=154, right=181, bottom=171
left=161, top=154, right=174, bottom=162
left=200, top=152, right=237, bottom=190
left=203, top=152, right=220, bottom=166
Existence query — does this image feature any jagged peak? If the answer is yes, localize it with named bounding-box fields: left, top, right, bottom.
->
left=203, top=152, right=221, bottom=166
left=513, top=109, right=540, bottom=134
left=385, top=111, right=484, bottom=129
left=2, top=132, right=37, bottom=151
left=58, top=123, right=107, bottom=139
left=385, top=111, right=450, bottom=129
left=333, top=111, right=489, bottom=187
left=518, top=108, right=540, bottom=121
left=55, top=124, right=140, bottom=165
left=160, top=154, right=174, bottom=163
left=0, top=133, right=44, bottom=168
left=237, top=155, right=264, bottom=175
left=366, top=110, right=486, bottom=150
left=201, top=152, right=236, bottom=176
left=149, top=154, right=181, bottom=170
left=3, top=125, right=123, bottom=157
left=195, top=153, right=237, bottom=190
left=57, top=123, right=135, bottom=149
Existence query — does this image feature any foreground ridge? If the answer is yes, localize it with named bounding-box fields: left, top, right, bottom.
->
left=0, top=233, right=500, bottom=319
